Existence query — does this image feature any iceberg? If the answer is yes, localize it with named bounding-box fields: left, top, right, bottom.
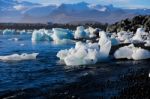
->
left=98, top=31, right=111, bottom=60
left=20, top=30, right=28, bottom=35
left=57, top=42, right=99, bottom=66
left=114, top=44, right=150, bottom=60
left=111, top=37, right=120, bottom=46
left=57, top=31, right=111, bottom=66
left=85, top=27, right=100, bottom=38
left=0, top=53, right=39, bottom=61
left=145, top=40, right=150, bottom=47
left=132, top=48, right=150, bottom=60
left=51, top=28, right=74, bottom=44
left=114, top=44, right=134, bottom=59
left=8, top=38, right=19, bottom=41
left=64, top=48, right=98, bottom=66
left=132, top=28, right=146, bottom=43
left=31, top=29, right=52, bottom=41
left=3, top=29, right=15, bottom=35
left=74, top=26, right=89, bottom=39
left=117, top=31, right=133, bottom=42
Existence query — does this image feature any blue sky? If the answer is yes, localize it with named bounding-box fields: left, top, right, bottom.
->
left=21, top=0, right=150, bottom=9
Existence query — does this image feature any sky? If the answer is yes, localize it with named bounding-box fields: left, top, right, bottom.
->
left=20, top=0, right=150, bottom=9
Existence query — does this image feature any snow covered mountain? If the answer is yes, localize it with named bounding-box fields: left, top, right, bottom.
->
left=0, top=1, right=150, bottom=23
left=0, top=0, right=40, bottom=22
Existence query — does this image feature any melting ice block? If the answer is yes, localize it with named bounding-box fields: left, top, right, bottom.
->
left=132, top=48, right=150, bottom=60
left=114, top=44, right=150, bottom=60
left=0, top=53, right=39, bottom=61
left=114, top=44, right=134, bottom=59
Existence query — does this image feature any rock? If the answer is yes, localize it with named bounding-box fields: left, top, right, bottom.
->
left=107, top=15, right=150, bottom=33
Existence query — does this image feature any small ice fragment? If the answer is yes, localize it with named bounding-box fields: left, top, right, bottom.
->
left=0, top=53, right=39, bottom=61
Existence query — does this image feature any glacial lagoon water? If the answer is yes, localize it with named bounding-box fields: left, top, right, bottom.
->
left=0, top=35, right=149, bottom=98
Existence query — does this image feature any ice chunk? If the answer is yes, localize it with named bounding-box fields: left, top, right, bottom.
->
left=114, top=44, right=150, bottom=60
left=57, top=42, right=100, bottom=66
left=31, top=29, right=52, bottom=41
left=3, top=29, right=15, bottom=35
left=114, top=44, right=134, bottom=59
left=117, top=31, right=133, bottom=42
left=52, top=28, right=73, bottom=40
left=8, top=38, right=19, bottom=41
left=99, top=31, right=111, bottom=59
left=57, top=49, right=69, bottom=60
left=145, top=40, right=150, bottom=47
left=20, top=30, right=27, bottom=35
left=0, top=53, right=39, bottom=61
left=32, top=30, right=45, bottom=41
left=86, top=27, right=99, bottom=38
left=51, top=28, right=74, bottom=44
left=132, top=28, right=145, bottom=42
left=57, top=31, right=111, bottom=66
left=74, top=26, right=89, bottom=39
left=132, top=48, right=150, bottom=60
left=64, top=49, right=98, bottom=66
left=111, top=38, right=120, bottom=46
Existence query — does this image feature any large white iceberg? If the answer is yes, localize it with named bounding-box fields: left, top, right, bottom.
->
left=0, top=53, right=39, bottom=61
left=57, top=31, right=111, bottom=66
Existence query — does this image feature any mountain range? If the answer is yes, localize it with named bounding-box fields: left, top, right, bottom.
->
left=0, top=0, right=150, bottom=24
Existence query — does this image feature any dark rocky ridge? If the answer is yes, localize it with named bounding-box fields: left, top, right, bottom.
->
left=0, top=22, right=107, bottom=30
left=107, top=15, right=150, bottom=33
left=0, top=15, right=150, bottom=33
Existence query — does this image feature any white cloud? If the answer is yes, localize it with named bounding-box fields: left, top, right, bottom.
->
left=13, top=5, right=28, bottom=10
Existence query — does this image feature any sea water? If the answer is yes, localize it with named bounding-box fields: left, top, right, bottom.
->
left=0, top=35, right=149, bottom=98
